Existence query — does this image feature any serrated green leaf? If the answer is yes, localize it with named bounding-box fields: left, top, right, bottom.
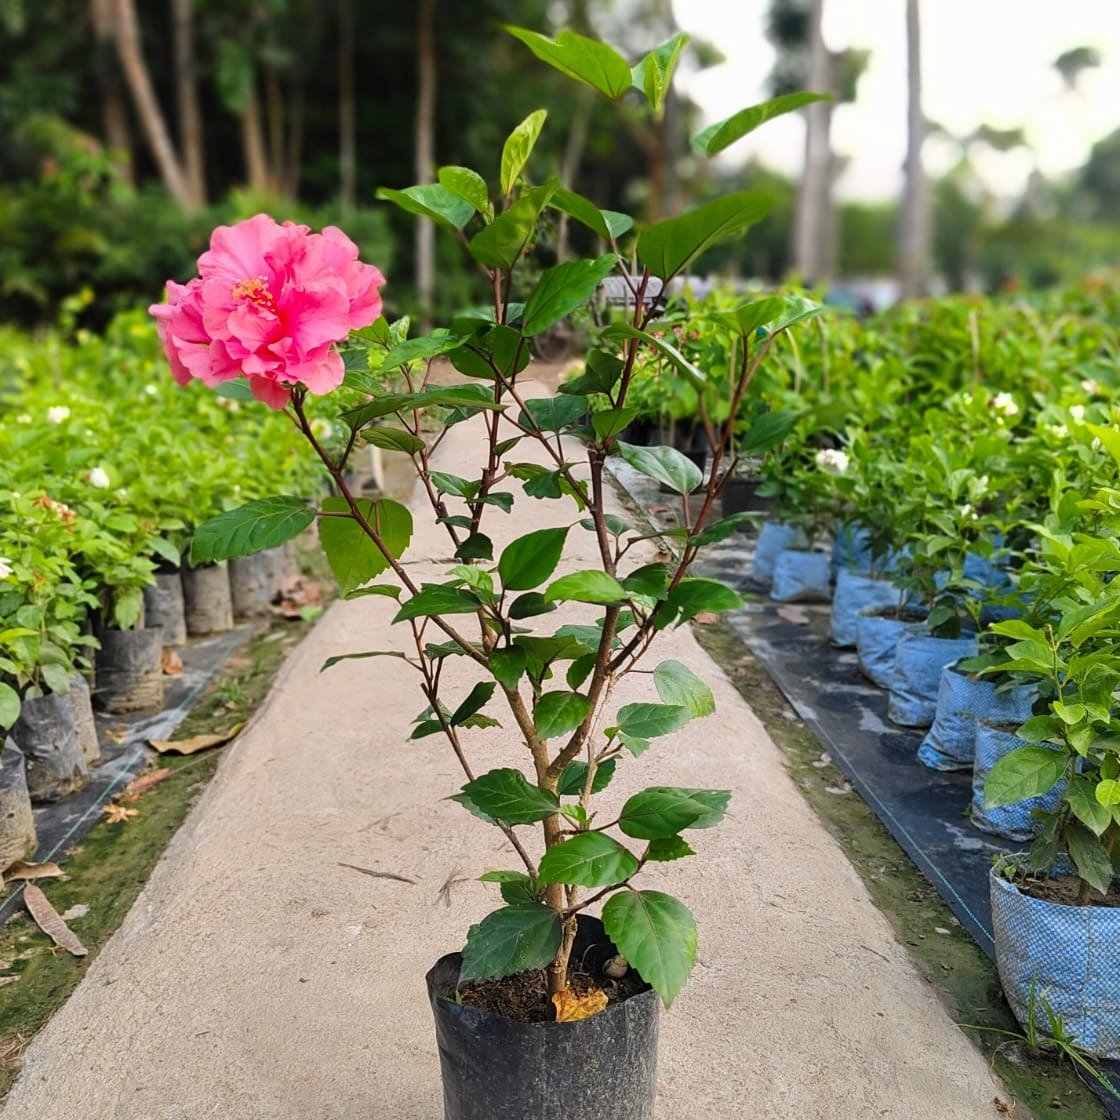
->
left=319, top=497, right=413, bottom=597
left=534, top=690, right=591, bottom=740
left=320, top=650, right=410, bottom=672
left=451, top=681, right=497, bottom=727
left=602, top=891, right=696, bottom=1007
left=376, top=184, right=475, bottom=234
left=489, top=647, right=527, bottom=692
left=393, top=583, right=481, bottom=622
left=505, top=25, right=633, bottom=99
left=459, top=904, right=562, bottom=983
left=190, top=497, right=315, bottom=565
left=469, top=184, right=556, bottom=269
left=617, top=702, right=692, bottom=739
left=538, top=832, right=639, bottom=888
left=654, top=660, right=715, bottom=717
left=362, top=426, right=426, bottom=453
left=619, top=786, right=730, bottom=839
left=632, top=33, right=687, bottom=118
left=498, top=526, right=570, bottom=591
left=654, top=579, right=742, bottom=628
left=1066, top=822, right=1115, bottom=897
left=545, top=570, right=628, bottom=605
left=647, top=835, right=695, bottom=862
left=518, top=395, right=589, bottom=432
left=460, top=768, right=559, bottom=824
left=523, top=253, right=619, bottom=337
left=1066, top=777, right=1113, bottom=836
left=558, top=758, right=616, bottom=796
left=438, top=165, right=492, bottom=220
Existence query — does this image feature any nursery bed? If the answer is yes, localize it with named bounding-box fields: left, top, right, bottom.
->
left=0, top=622, right=264, bottom=926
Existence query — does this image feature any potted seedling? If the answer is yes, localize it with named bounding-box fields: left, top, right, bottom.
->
left=150, top=25, right=826, bottom=1120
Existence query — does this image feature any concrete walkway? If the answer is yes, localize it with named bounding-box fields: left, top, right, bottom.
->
left=2, top=385, right=1008, bottom=1119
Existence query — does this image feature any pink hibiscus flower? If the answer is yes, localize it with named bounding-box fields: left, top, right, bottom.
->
left=149, top=214, right=385, bottom=409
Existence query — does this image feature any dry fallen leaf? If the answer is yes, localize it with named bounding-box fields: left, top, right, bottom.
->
left=149, top=721, right=245, bottom=755
left=693, top=612, right=721, bottom=625
left=60, top=904, right=89, bottom=921
left=161, top=648, right=184, bottom=676
left=103, top=804, right=140, bottom=824
left=552, top=986, right=609, bottom=1023
left=22, top=885, right=87, bottom=957
left=776, top=605, right=811, bottom=626
left=3, top=861, right=64, bottom=884
left=0, top=976, right=17, bottom=988
left=104, top=727, right=128, bottom=743
left=120, top=768, right=173, bottom=800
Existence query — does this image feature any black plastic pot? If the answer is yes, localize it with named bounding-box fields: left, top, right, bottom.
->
left=182, top=563, right=234, bottom=636
left=720, top=476, right=775, bottom=521
left=65, top=672, right=100, bottom=765
left=94, top=626, right=165, bottom=713
left=11, top=693, right=88, bottom=802
left=426, top=916, right=659, bottom=1120
left=0, top=736, right=37, bottom=869
left=229, top=550, right=277, bottom=619
left=143, top=570, right=187, bottom=645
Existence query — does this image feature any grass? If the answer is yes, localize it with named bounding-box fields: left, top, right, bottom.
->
left=0, top=590, right=321, bottom=1099
left=692, top=619, right=1112, bottom=1120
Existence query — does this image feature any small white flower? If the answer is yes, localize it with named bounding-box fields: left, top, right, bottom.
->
left=1049, top=423, right=1068, bottom=439
left=1092, top=436, right=1103, bottom=452
left=0, top=557, right=13, bottom=580
left=16, top=413, right=31, bottom=424
left=47, top=406, right=71, bottom=424
left=815, top=448, right=850, bottom=476
left=87, top=467, right=111, bottom=489
left=1081, top=378, right=1101, bottom=395
left=310, top=418, right=334, bottom=441
left=1070, top=404, right=1086, bottom=423
left=959, top=503, right=978, bottom=521
left=143, top=384, right=159, bottom=396
left=976, top=475, right=990, bottom=494
left=990, top=392, right=1019, bottom=418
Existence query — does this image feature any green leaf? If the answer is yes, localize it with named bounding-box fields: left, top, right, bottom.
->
left=534, top=690, right=591, bottom=740
left=687, top=513, right=757, bottom=547
left=1096, top=778, right=1120, bottom=806
left=558, top=758, right=617, bottom=796
left=984, top=746, right=1067, bottom=809
left=393, top=583, right=482, bottom=622
left=691, top=92, right=832, bottom=156
left=637, top=192, right=771, bottom=280
left=320, top=649, right=409, bottom=672
left=518, top=395, right=589, bottom=432
left=341, top=384, right=502, bottom=431
left=548, top=187, right=618, bottom=241
left=632, top=33, right=687, bottom=118
left=318, top=497, right=413, bottom=597
left=460, top=768, right=559, bottom=824
left=538, top=832, right=639, bottom=887
left=375, top=184, right=475, bottom=234
left=501, top=109, right=548, bottom=197
left=739, top=409, right=801, bottom=454
left=469, top=184, right=556, bottom=270
left=617, top=702, right=692, bottom=739
left=379, top=330, right=465, bottom=372
left=592, top=408, right=639, bottom=442
left=489, top=647, right=527, bottom=692
left=654, top=660, right=715, bottom=717
left=654, top=578, right=742, bottom=628
left=545, top=570, right=628, bottom=605
left=616, top=440, right=702, bottom=494
left=449, top=325, right=531, bottom=381
left=619, top=786, right=730, bottom=839
left=1052, top=700, right=1087, bottom=726
left=430, top=472, right=479, bottom=499
left=508, top=592, right=557, bottom=620
left=0, top=681, right=20, bottom=729
left=1065, top=777, right=1113, bottom=837
left=498, top=526, right=570, bottom=591
left=561, top=348, right=624, bottom=395
left=1066, top=823, right=1115, bottom=897
left=522, top=254, right=619, bottom=337
left=459, top=904, right=562, bottom=983
left=1016, top=715, right=1062, bottom=743
left=362, top=427, right=426, bottom=454
left=438, top=165, right=493, bottom=220
left=622, top=563, right=670, bottom=600
left=602, top=210, right=634, bottom=239
left=215, top=379, right=255, bottom=401
left=478, top=869, right=540, bottom=905
left=451, top=681, right=497, bottom=727
left=647, top=835, right=695, bottom=862
left=505, top=26, right=633, bottom=99
left=601, top=890, right=696, bottom=1007
left=189, top=496, right=315, bottom=565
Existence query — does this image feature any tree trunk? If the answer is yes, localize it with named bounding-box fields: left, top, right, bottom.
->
left=265, top=63, right=287, bottom=196
left=898, top=0, right=930, bottom=299
left=415, top=0, right=437, bottom=328
left=172, top=0, right=205, bottom=205
left=555, top=86, right=593, bottom=259
left=241, top=78, right=272, bottom=193
left=339, top=0, right=356, bottom=214
left=792, top=0, right=833, bottom=283
left=110, top=0, right=196, bottom=209
left=91, top=0, right=134, bottom=184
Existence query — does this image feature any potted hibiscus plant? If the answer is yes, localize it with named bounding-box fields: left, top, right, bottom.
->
left=150, top=26, right=824, bottom=1119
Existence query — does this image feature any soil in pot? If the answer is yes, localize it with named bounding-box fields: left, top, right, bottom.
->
left=143, top=570, right=187, bottom=645
left=11, top=693, right=89, bottom=802
left=1012, top=871, right=1120, bottom=908
left=427, top=916, right=658, bottom=1120
left=0, top=737, right=37, bottom=869
left=94, top=625, right=165, bottom=714
left=182, top=563, right=234, bottom=636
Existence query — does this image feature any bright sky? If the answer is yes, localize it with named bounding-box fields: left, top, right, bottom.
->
left=671, top=0, right=1120, bottom=200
